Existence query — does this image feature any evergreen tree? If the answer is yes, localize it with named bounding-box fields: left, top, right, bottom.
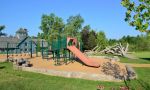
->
left=81, top=25, right=90, bottom=50
left=88, top=30, right=97, bottom=50
left=0, top=25, right=6, bottom=36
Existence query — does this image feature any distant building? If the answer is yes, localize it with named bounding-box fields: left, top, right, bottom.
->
left=0, top=28, right=48, bottom=53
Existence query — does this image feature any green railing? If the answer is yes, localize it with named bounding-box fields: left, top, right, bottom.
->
left=51, top=37, right=67, bottom=51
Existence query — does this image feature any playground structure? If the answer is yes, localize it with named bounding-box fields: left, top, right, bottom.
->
left=51, top=37, right=100, bottom=67
left=1, top=36, right=100, bottom=67
left=0, top=36, right=133, bottom=81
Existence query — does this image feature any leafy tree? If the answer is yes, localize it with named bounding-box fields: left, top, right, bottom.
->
left=37, top=32, right=44, bottom=39
left=87, top=30, right=97, bottom=50
left=40, top=13, right=64, bottom=43
left=81, top=25, right=90, bottom=50
left=0, top=25, right=6, bottom=36
left=121, top=0, right=150, bottom=32
left=108, top=39, right=118, bottom=45
left=64, top=14, right=84, bottom=37
left=119, top=34, right=150, bottom=51
left=96, top=31, right=108, bottom=50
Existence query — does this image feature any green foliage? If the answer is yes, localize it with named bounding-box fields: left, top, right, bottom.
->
left=0, top=25, right=6, bottom=36
left=0, top=25, right=5, bottom=31
left=96, top=31, right=108, bottom=50
left=64, top=14, right=84, bottom=37
left=37, top=32, right=44, bottom=39
left=81, top=25, right=97, bottom=50
left=119, top=34, right=150, bottom=51
left=87, top=30, right=97, bottom=50
left=38, top=13, right=149, bottom=52
left=108, top=39, right=118, bottom=45
left=39, top=14, right=84, bottom=44
left=40, top=13, right=65, bottom=42
left=121, top=0, right=150, bottom=32
left=81, top=25, right=90, bottom=50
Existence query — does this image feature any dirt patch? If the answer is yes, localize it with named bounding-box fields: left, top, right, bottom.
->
left=0, top=54, right=7, bottom=59
left=28, top=56, right=127, bottom=80
left=29, top=57, right=125, bottom=74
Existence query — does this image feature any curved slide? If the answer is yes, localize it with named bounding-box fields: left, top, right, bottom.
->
left=67, top=46, right=100, bottom=68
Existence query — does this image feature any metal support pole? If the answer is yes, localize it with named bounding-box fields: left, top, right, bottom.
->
left=69, top=50, right=70, bottom=60
left=30, top=41, right=32, bottom=58
left=52, top=51, right=54, bottom=60
left=64, top=49, right=67, bottom=64
left=15, top=47, right=17, bottom=54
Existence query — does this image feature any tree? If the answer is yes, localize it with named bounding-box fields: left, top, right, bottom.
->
left=40, top=13, right=64, bottom=43
left=64, top=14, right=84, bottom=37
left=118, top=34, right=150, bottom=51
left=108, top=39, right=118, bottom=45
left=96, top=31, right=108, bottom=50
left=0, top=25, right=6, bottom=36
left=88, top=30, right=97, bottom=50
left=81, top=25, right=90, bottom=50
left=121, top=0, right=150, bottom=32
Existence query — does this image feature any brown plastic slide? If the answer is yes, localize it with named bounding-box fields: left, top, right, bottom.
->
left=67, top=46, right=100, bottom=68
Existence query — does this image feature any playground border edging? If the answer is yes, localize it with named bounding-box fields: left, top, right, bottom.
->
left=19, top=66, right=122, bottom=82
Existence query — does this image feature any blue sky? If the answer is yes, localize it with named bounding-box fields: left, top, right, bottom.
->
left=0, top=0, right=142, bottom=39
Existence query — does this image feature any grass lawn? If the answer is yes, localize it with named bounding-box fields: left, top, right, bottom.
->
left=120, top=52, right=150, bottom=64
left=93, top=51, right=150, bottom=64
left=0, top=62, right=150, bottom=90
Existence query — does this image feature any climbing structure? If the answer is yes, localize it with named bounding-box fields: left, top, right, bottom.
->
left=51, top=37, right=100, bottom=67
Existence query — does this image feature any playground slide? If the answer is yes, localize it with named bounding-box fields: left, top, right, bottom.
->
left=67, top=46, right=100, bottom=68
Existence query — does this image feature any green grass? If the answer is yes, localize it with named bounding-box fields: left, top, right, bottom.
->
left=0, top=62, right=124, bottom=90
left=120, top=51, right=150, bottom=64
left=133, top=51, right=150, bottom=59
left=125, top=67, right=150, bottom=90
left=93, top=51, right=150, bottom=64
left=0, top=62, right=150, bottom=90
left=120, top=57, right=150, bottom=64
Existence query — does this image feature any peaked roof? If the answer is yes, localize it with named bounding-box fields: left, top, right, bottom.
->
left=0, top=37, right=19, bottom=43
left=0, top=37, right=19, bottom=48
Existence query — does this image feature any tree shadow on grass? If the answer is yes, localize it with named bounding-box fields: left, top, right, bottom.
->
left=123, top=79, right=150, bottom=90
left=137, top=79, right=150, bottom=90
left=0, top=66, right=5, bottom=69
left=140, top=58, right=150, bottom=61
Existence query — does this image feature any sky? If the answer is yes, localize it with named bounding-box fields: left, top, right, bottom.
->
left=0, top=0, right=143, bottom=39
